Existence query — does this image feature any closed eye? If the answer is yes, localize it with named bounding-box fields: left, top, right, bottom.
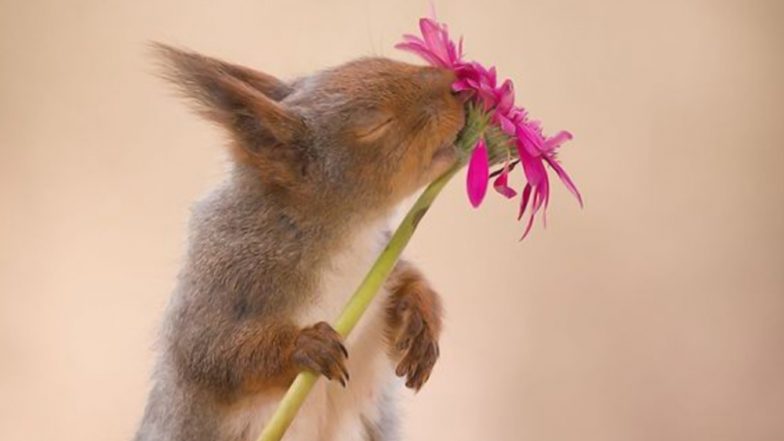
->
left=355, top=116, right=394, bottom=141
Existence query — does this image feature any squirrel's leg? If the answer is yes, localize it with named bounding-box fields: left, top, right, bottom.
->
left=384, top=259, right=443, bottom=391
left=170, top=317, right=349, bottom=396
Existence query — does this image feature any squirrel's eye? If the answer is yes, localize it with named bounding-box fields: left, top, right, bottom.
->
left=353, top=111, right=395, bottom=142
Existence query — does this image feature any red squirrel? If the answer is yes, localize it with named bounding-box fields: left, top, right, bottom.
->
left=134, top=44, right=465, bottom=441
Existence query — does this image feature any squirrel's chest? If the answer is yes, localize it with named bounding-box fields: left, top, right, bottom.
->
left=297, top=226, right=387, bottom=328
left=223, top=224, right=400, bottom=441
left=284, top=224, right=398, bottom=441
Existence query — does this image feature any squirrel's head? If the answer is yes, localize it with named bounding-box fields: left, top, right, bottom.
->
left=155, top=45, right=465, bottom=220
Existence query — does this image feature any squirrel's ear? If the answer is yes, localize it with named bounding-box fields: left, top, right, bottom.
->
left=153, top=43, right=304, bottom=151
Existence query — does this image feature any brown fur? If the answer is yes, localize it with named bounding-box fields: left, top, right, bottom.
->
left=385, top=260, right=443, bottom=391
left=135, top=45, right=458, bottom=441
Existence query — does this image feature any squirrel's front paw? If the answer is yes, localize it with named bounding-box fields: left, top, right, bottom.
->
left=387, top=292, right=441, bottom=391
left=291, top=322, right=349, bottom=386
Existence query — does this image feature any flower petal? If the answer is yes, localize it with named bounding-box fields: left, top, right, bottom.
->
left=394, top=41, right=446, bottom=67
left=419, top=18, right=451, bottom=66
left=518, top=183, right=532, bottom=221
left=493, top=163, right=518, bottom=199
left=487, top=66, right=497, bottom=86
left=519, top=184, right=535, bottom=239
left=517, top=142, right=546, bottom=186
left=543, top=130, right=573, bottom=151
left=520, top=211, right=537, bottom=240
left=496, top=79, right=515, bottom=113
left=401, top=34, right=423, bottom=43
left=495, top=113, right=517, bottom=135
left=466, top=139, right=490, bottom=208
left=544, top=155, right=583, bottom=207
left=452, top=80, right=473, bottom=92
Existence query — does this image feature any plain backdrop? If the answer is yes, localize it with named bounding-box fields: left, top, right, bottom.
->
left=1, top=1, right=782, bottom=440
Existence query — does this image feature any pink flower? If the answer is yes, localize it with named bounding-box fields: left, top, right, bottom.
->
left=397, top=17, right=581, bottom=238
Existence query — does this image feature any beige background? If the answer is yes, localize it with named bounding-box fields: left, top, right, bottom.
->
left=1, top=0, right=782, bottom=440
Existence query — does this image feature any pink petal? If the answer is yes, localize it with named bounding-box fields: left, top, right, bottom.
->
left=521, top=186, right=545, bottom=239
left=520, top=211, right=536, bottom=240
left=516, top=124, right=545, bottom=156
left=452, top=80, right=473, bottom=92
left=544, top=155, right=583, bottom=207
left=518, top=183, right=532, bottom=220
left=534, top=168, right=550, bottom=215
left=487, top=66, right=497, bottom=86
left=543, top=130, right=573, bottom=151
left=508, top=107, right=526, bottom=124
left=496, top=79, right=515, bottom=113
left=394, top=42, right=445, bottom=68
left=537, top=173, right=550, bottom=228
left=519, top=184, right=535, bottom=239
left=419, top=19, right=451, bottom=65
left=517, top=142, right=546, bottom=185
left=419, top=18, right=440, bottom=47
left=466, top=139, right=490, bottom=208
left=495, top=113, right=517, bottom=135
left=493, top=163, right=518, bottom=199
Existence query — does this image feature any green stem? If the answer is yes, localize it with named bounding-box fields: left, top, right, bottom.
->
left=256, top=110, right=487, bottom=441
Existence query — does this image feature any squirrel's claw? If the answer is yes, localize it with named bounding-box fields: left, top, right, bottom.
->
left=390, top=305, right=440, bottom=392
left=291, top=321, right=350, bottom=387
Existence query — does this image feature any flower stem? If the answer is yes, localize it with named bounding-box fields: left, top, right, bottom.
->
left=256, top=112, right=487, bottom=441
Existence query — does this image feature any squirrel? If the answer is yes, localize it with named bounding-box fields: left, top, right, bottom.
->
left=134, top=44, right=465, bottom=441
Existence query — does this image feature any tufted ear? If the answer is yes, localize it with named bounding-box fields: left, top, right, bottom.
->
left=153, top=43, right=305, bottom=152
